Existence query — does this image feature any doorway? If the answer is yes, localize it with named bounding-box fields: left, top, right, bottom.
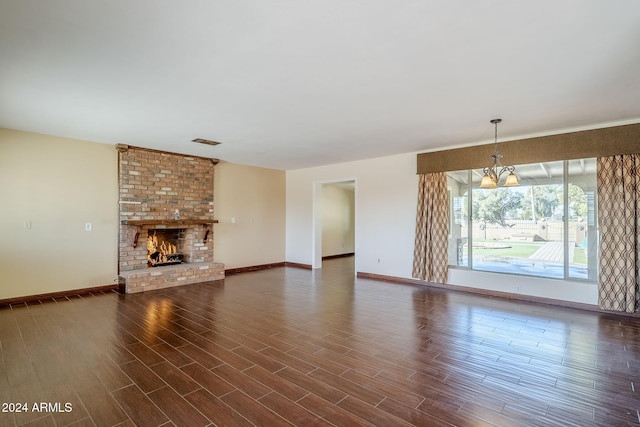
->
left=312, top=180, right=356, bottom=270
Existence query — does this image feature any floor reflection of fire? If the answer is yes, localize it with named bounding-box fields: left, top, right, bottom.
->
left=143, top=299, right=174, bottom=339
left=147, top=231, right=184, bottom=267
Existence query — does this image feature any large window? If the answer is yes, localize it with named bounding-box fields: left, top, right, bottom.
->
left=447, top=159, right=598, bottom=281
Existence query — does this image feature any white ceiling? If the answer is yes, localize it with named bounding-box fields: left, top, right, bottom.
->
left=1, top=0, right=639, bottom=171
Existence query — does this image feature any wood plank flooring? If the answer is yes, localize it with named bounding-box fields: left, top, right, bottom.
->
left=1, top=257, right=640, bottom=426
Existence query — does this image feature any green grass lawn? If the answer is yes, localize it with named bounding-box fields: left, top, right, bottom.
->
left=467, top=239, right=588, bottom=265
left=470, top=240, right=542, bottom=258
left=572, top=247, right=587, bottom=265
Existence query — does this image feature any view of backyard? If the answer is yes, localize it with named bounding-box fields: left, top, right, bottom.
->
left=465, top=235, right=589, bottom=279
left=471, top=240, right=587, bottom=264
left=448, top=159, right=598, bottom=281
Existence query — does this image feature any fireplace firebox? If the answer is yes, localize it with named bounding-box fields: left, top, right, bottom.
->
left=147, top=229, right=184, bottom=267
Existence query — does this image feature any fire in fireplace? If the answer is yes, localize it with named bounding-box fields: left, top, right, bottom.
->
left=147, top=230, right=184, bottom=267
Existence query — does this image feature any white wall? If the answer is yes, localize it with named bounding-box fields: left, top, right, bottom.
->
left=322, top=184, right=355, bottom=257
left=449, top=268, right=597, bottom=305
left=285, top=151, right=599, bottom=305
left=287, top=153, right=419, bottom=276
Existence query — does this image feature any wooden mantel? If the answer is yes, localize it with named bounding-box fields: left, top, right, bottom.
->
left=121, top=219, right=219, bottom=248
left=120, top=219, right=219, bottom=226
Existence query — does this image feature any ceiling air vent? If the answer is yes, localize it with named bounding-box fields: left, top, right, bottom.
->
left=192, top=138, right=221, bottom=146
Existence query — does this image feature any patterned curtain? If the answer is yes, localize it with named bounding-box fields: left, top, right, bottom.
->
left=413, top=172, right=449, bottom=283
left=597, top=154, right=640, bottom=313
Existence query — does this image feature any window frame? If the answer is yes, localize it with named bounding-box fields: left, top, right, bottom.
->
left=448, top=159, right=597, bottom=283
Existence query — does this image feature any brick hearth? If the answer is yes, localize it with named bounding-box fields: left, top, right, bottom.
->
left=118, top=262, right=224, bottom=293
left=117, top=145, right=224, bottom=293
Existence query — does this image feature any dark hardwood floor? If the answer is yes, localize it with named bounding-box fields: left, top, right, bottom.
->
left=2, top=257, right=640, bottom=426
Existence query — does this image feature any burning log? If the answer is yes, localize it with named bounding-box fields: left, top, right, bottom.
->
left=147, top=231, right=183, bottom=266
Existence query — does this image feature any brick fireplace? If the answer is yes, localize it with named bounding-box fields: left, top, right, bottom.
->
left=117, top=145, right=224, bottom=293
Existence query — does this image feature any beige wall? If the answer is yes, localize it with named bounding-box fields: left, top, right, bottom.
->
left=0, top=129, right=119, bottom=299
left=322, top=184, right=355, bottom=257
left=214, top=161, right=286, bottom=269
left=1, top=130, right=288, bottom=299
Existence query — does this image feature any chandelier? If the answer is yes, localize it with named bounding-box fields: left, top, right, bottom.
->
left=479, top=119, right=519, bottom=189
